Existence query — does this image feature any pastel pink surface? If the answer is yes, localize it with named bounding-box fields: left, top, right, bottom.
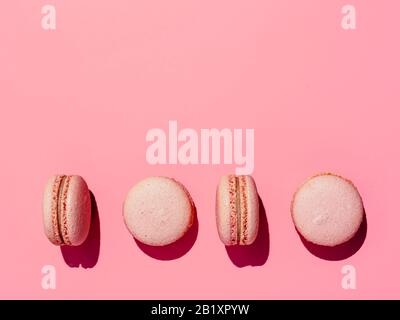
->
left=291, top=174, right=364, bottom=247
left=216, top=175, right=259, bottom=245
left=123, top=177, right=194, bottom=246
left=42, top=175, right=91, bottom=246
left=1, top=1, right=400, bottom=299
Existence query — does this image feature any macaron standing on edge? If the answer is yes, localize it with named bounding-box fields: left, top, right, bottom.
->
left=216, top=175, right=260, bottom=246
left=123, top=176, right=195, bottom=247
left=43, top=175, right=91, bottom=246
left=291, top=173, right=365, bottom=247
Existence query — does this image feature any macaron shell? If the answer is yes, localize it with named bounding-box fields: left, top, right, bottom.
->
left=216, top=175, right=237, bottom=245
left=291, top=173, right=364, bottom=247
left=63, top=175, right=91, bottom=246
left=123, top=177, right=194, bottom=246
left=239, top=175, right=259, bottom=245
left=42, top=175, right=63, bottom=245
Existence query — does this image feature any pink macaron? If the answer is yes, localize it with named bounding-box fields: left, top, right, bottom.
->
left=123, top=176, right=195, bottom=246
left=216, top=175, right=260, bottom=246
left=291, top=173, right=364, bottom=247
left=43, top=175, right=91, bottom=246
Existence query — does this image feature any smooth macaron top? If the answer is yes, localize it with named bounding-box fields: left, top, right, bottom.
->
left=291, top=173, right=364, bottom=247
left=123, top=176, right=194, bottom=246
left=43, top=175, right=91, bottom=246
left=216, top=175, right=259, bottom=246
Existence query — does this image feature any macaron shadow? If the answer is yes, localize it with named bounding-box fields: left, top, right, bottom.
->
left=225, top=196, right=270, bottom=268
left=135, top=209, right=199, bottom=261
left=61, top=191, right=101, bottom=268
left=298, top=212, right=367, bottom=261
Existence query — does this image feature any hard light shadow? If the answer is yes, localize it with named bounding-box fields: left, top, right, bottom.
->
left=298, top=212, right=367, bottom=261
left=225, top=197, right=270, bottom=267
left=61, top=191, right=100, bottom=268
left=135, top=209, right=198, bottom=261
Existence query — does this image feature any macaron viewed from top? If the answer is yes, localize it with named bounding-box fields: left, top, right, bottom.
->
left=123, top=176, right=195, bottom=247
left=216, top=175, right=259, bottom=246
left=43, top=175, right=91, bottom=246
left=291, top=173, right=364, bottom=247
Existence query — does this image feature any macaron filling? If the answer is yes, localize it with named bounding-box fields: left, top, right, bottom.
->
left=228, top=175, right=238, bottom=244
left=228, top=175, right=249, bottom=245
left=50, top=176, right=63, bottom=245
left=238, top=176, right=249, bottom=244
left=52, top=175, right=72, bottom=245
left=235, top=176, right=241, bottom=243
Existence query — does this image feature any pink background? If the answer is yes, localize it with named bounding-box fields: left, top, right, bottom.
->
left=0, top=1, right=399, bottom=299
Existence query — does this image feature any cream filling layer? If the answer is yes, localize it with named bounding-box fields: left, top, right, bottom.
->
left=57, top=175, right=67, bottom=244
left=55, top=175, right=72, bottom=245
left=235, top=176, right=241, bottom=244
left=57, top=176, right=67, bottom=244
